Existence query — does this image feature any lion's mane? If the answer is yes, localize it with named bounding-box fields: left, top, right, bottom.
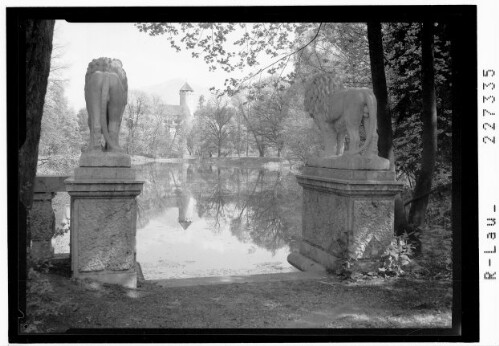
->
left=303, top=72, right=344, bottom=119
left=85, top=57, right=128, bottom=103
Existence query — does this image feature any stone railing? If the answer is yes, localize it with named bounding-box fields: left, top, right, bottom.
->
left=30, top=175, right=69, bottom=261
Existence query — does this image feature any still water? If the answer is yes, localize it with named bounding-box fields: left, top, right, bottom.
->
left=135, top=161, right=302, bottom=280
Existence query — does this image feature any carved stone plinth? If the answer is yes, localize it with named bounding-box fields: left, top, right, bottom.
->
left=290, top=158, right=403, bottom=272
left=30, top=176, right=69, bottom=261
left=79, top=151, right=131, bottom=167
left=65, top=163, right=143, bottom=288
left=30, top=192, right=56, bottom=260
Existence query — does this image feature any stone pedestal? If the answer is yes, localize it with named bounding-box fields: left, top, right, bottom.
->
left=30, top=176, right=70, bottom=261
left=30, top=192, right=56, bottom=260
left=65, top=152, right=143, bottom=288
left=290, top=156, right=403, bottom=272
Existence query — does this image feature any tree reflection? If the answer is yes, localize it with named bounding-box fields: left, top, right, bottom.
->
left=136, top=163, right=196, bottom=230
left=135, top=162, right=302, bottom=252
left=193, top=167, right=236, bottom=233
left=175, top=187, right=194, bottom=229
left=192, top=165, right=301, bottom=253
left=231, top=169, right=301, bottom=254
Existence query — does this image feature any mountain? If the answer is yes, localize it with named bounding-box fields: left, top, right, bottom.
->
left=135, top=78, right=213, bottom=109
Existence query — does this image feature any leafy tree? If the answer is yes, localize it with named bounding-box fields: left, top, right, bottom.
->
left=384, top=22, right=452, bottom=180
left=407, top=21, right=438, bottom=229
left=293, top=23, right=371, bottom=88
left=136, top=21, right=452, bottom=237
left=195, top=97, right=236, bottom=157
left=46, top=22, right=70, bottom=91
left=281, top=82, right=322, bottom=163
left=366, top=22, right=411, bottom=234
left=232, top=94, right=267, bottom=157
left=197, top=94, right=206, bottom=109
left=146, top=95, right=175, bottom=157
left=383, top=22, right=452, bottom=236
left=76, top=108, right=90, bottom=152
left=136, top=22, right=322, bottom=94
left=135, top=22, right=376, bottom=160
left=39, top=83, right=80, bottom=156
left=230, top=103, right=246, bottom=157
left=123, top=90, right=150, bottom=155
left=36, top=21, right=82, bottom=176
left=244, top=78, right=289, bottom=157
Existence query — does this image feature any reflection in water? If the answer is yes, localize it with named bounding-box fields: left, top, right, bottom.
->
left=135, top=162, right=302, bottom=280
left=176, top=188, right=194, bottom=229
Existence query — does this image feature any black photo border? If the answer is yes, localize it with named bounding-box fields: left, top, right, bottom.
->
left=7, top=5, right=478, bottom=343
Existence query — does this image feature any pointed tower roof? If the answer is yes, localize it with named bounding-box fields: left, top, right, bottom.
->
left=180, top=82, right=194, bottom=92
left=178, top=220, right=192, bottom=230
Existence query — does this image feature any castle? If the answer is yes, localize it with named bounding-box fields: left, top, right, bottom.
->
left=163, top=82, right=194, bottom=123
left=163, top=82, right=194, bottom=157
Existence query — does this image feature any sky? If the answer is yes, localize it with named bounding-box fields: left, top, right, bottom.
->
left=55, top=21, right=285, bottom=111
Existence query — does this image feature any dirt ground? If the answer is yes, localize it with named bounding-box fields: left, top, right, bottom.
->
left=23, top=260, right=452, bottom=333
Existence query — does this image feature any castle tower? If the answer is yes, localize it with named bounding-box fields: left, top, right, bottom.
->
left=180, top=82, right=194, bottom=120
left=179, top=82, right=194, bottom=158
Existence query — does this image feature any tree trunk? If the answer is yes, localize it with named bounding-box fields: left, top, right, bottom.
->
left=367, top=22, right=394, bottom=166
left=408, top=21, right=438, bottom=229
left=258, top=145, right=265, bottom=157
left=238, top=105, right=266, bottom=158
left=19, top=19, right=55, bottom=243
left=246, top=129, right=249, bottom=157
left=367, top=22, right=408, bottom=234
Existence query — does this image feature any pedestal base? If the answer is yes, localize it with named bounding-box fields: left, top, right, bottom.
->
left=29, top=192, right=56, bottom=261
left=307, top=154, right=390, bottom=170
left=295, top=162, right=403, bottom=272
left=75, top=269, right=137, bottom=289
left=79, top=151, right=131, bottom=167
left=65, top=164, right=143, bottom=288
left=30, top=240, right=54, bottom=260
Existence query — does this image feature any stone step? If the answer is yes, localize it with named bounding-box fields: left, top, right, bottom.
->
left=150, top=271, right=327, bottom=288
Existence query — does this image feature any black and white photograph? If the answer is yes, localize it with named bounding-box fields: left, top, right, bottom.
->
left=5, top=2, right=485, bottom=343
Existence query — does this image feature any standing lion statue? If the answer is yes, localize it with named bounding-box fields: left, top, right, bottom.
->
left=304, top=73, right=378, bottom=158
left=84, top=57, right=128, bottom=152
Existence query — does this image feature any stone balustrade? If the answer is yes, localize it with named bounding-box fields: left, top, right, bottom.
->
left=30, top=175, right=69, bottom=261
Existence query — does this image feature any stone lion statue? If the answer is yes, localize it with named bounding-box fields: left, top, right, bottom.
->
left=84, top=57, right=128, bottom=152
left=304, top=73, right=378, bottom=157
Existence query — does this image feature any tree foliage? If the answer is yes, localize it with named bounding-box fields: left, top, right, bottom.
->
left=383, top=22, right=452, bottom=185
left=123, top=90, right=150, bottom=155
left=134, top=22, right=385, bottom=162
left=39, top=82, right=80, bottom=157
left=293, top=23, right=371, bottom=88
left=37, top=22, right=82, bottom=175
left=119, top=91, right=181, bottom=157
left=281, top=83, right=323, bottom=163
left=407, top=21, right=439, bottom=228
left=76, top=108, right=90, bottom=152
left=136, top=22, right=322, bottom=94
left=193, top=97, right=236, bottom=157
left=239, top=78, right=291, bottom=157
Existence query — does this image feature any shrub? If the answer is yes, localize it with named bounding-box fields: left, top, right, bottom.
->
left=378, top=233, right=415, bottom=277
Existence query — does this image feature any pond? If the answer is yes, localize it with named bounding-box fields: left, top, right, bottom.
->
left=135, top=160, right=303, bottom=280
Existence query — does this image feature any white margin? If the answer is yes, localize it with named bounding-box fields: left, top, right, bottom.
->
left=1, top=0, right=498, bottom=345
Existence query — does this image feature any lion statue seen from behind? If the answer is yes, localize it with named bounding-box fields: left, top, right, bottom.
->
left=304, top=73, right=378, bottom=158
left=84, top=57, right=128, bottom=152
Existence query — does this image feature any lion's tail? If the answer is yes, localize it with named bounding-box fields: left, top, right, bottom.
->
left=100, top=73, right=113, bottom=151
left=349, top=90, right=377, bottom=156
